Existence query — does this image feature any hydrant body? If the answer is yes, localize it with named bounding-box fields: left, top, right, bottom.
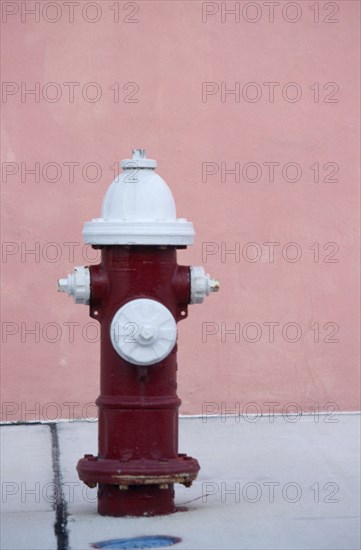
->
left=59, top=150, right=218, bottom=516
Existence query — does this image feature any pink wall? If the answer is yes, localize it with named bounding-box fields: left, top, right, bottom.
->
left=1, top=1, right=360, bottom=421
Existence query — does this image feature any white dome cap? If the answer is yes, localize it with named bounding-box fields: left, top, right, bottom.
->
left=83, top=149, right=195, bottom=246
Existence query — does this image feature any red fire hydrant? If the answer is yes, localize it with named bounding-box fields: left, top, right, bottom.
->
left=58, top=150, right=219, bottom=517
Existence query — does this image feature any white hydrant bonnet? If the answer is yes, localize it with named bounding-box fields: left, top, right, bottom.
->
left=59, top=149, right=219, bottom=304
left=83, top=149, right=195, bottom=246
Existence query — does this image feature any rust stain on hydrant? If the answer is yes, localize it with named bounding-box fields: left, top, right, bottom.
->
left=58, top=149, right=219, bottom=517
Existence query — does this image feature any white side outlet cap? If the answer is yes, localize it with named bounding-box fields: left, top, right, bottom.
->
left=58, top=266, right=90, bottom=304
left=190, top=266, right=220, bottom=304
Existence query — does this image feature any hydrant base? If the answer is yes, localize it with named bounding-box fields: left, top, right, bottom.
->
left=77, top=455, right=200, bottom=486
left=78, top=454, right=199, bottom=516
left=97, top=483, right=176, bottom=517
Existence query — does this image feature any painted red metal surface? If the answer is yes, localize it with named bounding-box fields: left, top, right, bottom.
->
left=77, top=245, right=200, bottom=516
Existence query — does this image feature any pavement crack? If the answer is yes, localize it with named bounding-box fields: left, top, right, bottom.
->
left=179, top=493, right=211, bottom=505
left=50, top=423, right=69, bottom=550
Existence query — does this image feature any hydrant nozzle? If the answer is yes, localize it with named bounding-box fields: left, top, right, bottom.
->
left=58, top=149, right=219, bottom=517
left=132, top=148, right=146, bottom=158
left=210, top=278, right=220, bottom=292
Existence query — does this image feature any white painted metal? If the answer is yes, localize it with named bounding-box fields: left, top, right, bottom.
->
left=190, top=266, right=220, bottom=304
left=83, top=149, right=195, bottom=246
left=110, top=298, right=177, bottom=366
left=58, top=266, right=90, bottom=304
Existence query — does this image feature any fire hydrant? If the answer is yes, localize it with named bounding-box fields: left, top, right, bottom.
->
left=58, top=150, right=219, bottom=517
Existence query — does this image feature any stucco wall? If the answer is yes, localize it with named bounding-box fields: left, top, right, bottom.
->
left=1, top=0, right=360, bottom=421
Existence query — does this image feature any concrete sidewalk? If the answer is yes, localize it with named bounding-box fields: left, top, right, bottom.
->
left=1, top=414, right=360, bottom=550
